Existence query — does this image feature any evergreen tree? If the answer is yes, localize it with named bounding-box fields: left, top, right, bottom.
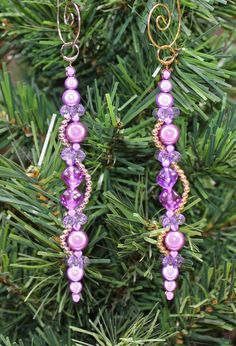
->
left=0, top=0, right=236, bottom=345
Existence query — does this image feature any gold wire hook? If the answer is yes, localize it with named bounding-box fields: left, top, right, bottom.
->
left=57, top=0, right=81, bottom=64
left=147, top=1, right=181, bottom=67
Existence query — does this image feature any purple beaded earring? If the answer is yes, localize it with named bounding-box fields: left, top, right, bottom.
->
left=147, top=1, right=190, bottom=300
left=57, top=1, right=92, bottom=303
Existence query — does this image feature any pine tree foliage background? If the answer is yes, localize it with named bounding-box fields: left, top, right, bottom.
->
left=0, top=0, right=236, bottom=345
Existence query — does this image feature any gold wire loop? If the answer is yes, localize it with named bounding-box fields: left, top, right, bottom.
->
left=147, top=1, right=181, bottom=66
left=57, top=0, right=81, bottom=62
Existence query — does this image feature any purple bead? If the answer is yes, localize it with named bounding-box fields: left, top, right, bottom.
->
left=165, top=291, right=174, bottom=300
left=62, top=90, right=80, bottom=106
left=60, top=105, right=71, bottom=117
left=161, top=213, right=185, bottom=231
left=60, top=189, right=83, bottom=210
left=77, top=104, right=86, bottom=116
left=162, top=69, right=171, bottom=80
left=159, top=190, right=181, bottom=210
left=159, top=80, right=172, bottom=93
left=162, top=254, right=183, bottom=268
left=63, top=214, right=75, bottom=228
left=61, top=147, right=86, bottom=165
left=67, top=266, right=84, bottom=281
left=164, top=280, right=177, bottom=292
left=162, top=265, right=179, bottom=281
left=61, top=166, right=84, bottom=188
left=159, top=124, right=180, bottom=145
left=156, top=93, right=174, bottom=108
left=157, top=149, right=181, bottom=167
left=67, top=254, right=84, bottom=267
left=66, top=66, right=76, bottom=77
left=156, top=168, right=178, bottom=189
left=72, top=293, right=81, bottom=303
left=165, top=231, right=185, bottom=251
left=66, top=122, right=87, bottom=143
left=74, top=213, right=88, bottom=226
left=67, top=230, right=88, bottom=251
left=70, top=281, right=83, bottom=294
left=65, top=77, right=79, bottom=90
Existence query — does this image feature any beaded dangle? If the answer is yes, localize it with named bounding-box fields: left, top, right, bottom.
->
left=147, top=1, right=190, bottom=300
left=57, top=1, right=92, bottom=303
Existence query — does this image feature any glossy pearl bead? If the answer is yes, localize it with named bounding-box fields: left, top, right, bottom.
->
left=165, top=231, right=185, bottom=251
left=162, top=69, right=171, bottom=80
left=67, top=266, right=84, bottom=281
left=62, top=90, right=80, bottom=106
left=165, top=291, right=174, bottom=300
left=162, top=265, right=179, bottom=281
left=72, top=293, right=81, bottom=302
left=66, top=66, right=76, bottom=77
left=70, top=281, right=83, bottom=294
left=159, top=124, right=180, bottom=145
left=156, top=93, right=173, bottom=108
left=67, top=230, right=88, bottom=251
left=66, top=122, right=87, bottom=143
left=164, top=280, right=177, bottom=292
left=65, top=77, right=79, bottom=90
left=159, top=80, right=172, bottom=93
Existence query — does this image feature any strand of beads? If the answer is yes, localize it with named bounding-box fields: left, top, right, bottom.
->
left=59, top=65, right=92, bottom=303
left=152, top=69, right=190, bottom=301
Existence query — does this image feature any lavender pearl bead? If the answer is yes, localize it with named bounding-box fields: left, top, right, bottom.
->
left=70, top=281, right=83, bottom=294
left=66, top=66, right=76, bottom=77
left=162, top=69, right=171, bottom=80
left=62, top=90, right=80, bottom=106
left=66, top=122, right=87, bottom=143
left=165, top=231, right=185, bottom=251
left=162, top=265, right=179, bottom=281
left=159, top=124, right=180, bottom=145
left=165, top=291, right=174, bottom=300
left=67, top=230, right=88, bottom=251
left=67, top=266, right=84, bottom=281
left=159, top=80, right=172, bottom=93
left=72, top=293, right=81, bottom=303
left=156, top=93, right=174, bottom=108
left=65, top=77, right=79, bottom=90
left=164, top=280, right=177, bottom=292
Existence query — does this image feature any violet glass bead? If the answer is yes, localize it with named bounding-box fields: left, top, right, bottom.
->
left=159, top=80, right=172, bottom=93
left=162, top=265, right=179, bottom=281
left=72, top=293, right=81, bottom=303
left=66, top=66, right=76, bottom=77
left=63, top=214, right=75, bottom=228
left=67, top=254, right=83, bottom=268
left=165, top=291, right=174, bottom=300
left=65, top=77, right=79, bottom=90
left=156, top=168, right=178, bottom=189
left=74, top=213, right=88, bottom=226
left=164, top=280, right=177, bottom=292
left=156, top=93, right=174, bottom=108
left=162, top=254, right=184, bottom=268
left=157, top=150, right=181, bottom=166
left=162, top=69, right=171, bottom=80
left=61, top=166, right=84, bottom=188
left=165, top=231, right=185, bottom=251
left=159, top=189, right=181, bottom=210
left=60, top=189, right=83, bottom=210
left=77, top=104, right=85, bottom=116
left=161, top=213, right=185, bottom=231
left=66, top=122, right=87, bottom=143
left=70, top=281, right=83, bottom=294
left=159, top=124, right=180, bottom=145
left=62, top=90, right=80, bottom=106
left=67, top=266, right=84, bottom=281
left=60, top=105, right=71, bottom=117
left=67, top=230, right=88, bottom=251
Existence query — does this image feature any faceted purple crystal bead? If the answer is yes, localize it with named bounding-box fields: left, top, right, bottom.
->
left=162, top=254, right=184, bottom=268
left=156, top=168, right=178, bottom=189
left=67, top=253, right=84, bottom=268
left=77, top=104, right=85, bottom=116
left=63, top=212, right=88, bottom=229
left=157, top=149, right=181, bottom=166
left=61, top=166, right=84, bottom=188
left=159, top=190, right=181, bottom=211
left=161, top=213, right=185, bottom=231
left=61, top=148, right=86, bottom=165
left=153, top=107, right=180, bottom=123
left=60, top=105, right=71, bottom=117
left=60, top=189, right=83, bottom=210
left=74, top=212, right=88, bottom=227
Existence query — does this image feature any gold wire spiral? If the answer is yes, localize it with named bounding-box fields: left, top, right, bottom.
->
left=147, top=1, right=181, bottom=66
